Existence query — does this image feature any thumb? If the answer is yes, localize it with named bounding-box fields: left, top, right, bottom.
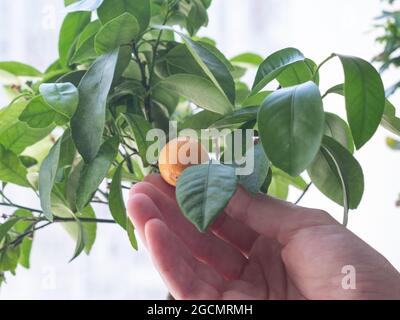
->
left=225, top=186, right=338, bottom=245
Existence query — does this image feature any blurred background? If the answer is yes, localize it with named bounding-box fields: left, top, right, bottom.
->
left=0, top=0, right=399, bottom=299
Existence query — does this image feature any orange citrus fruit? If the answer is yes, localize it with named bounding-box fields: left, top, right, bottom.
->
left=158, top=137, right=209, bottom=186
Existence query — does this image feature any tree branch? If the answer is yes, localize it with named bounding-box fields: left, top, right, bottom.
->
left=295, top=183, right=313, bottom=205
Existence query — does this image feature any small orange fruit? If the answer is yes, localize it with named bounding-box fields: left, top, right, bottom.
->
left=158, top=137, right=209, bottom=186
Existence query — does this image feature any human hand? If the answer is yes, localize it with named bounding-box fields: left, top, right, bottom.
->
left=128, top=174, right=400, bottom=300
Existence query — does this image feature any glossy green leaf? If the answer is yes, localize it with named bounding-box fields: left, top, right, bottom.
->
left=159, top=74, right=234, bottom=115
left=109, top=165, right=127, bottom=229
left=0, top=62, right=42, bottom=77
left=273, top=167, right=307, bottom=190
left=308, top=136, right=364, bottom=225
left=0, top=100, right=53, bottom=154
left=126, top=219, right=138, bottom=250
left=50, top=200, right=84, bottom=261
left=252, top=48, right=306, bottom=94
left=324, top=83, right=344, bottom=97
left=237, top=144, right=270, bottom=195
left=59, top=12, right=91, bottom=66
left=337, top=55, right=385, bottom=149
left=241, top=91, right=272, bottom=108
left=76, top=137, right=119, bottom=211
left=258, top=81, right=324, bottom=176
left=183, top=38, right=235, bottom=104
left=98, top=0, right=150, bottom=34
left=12, top=210, right=33, bottom=268
left=0, top=218, right=19, bottom=242
left=277, top=59, right=318, bottom=87
left=95, top=13, right=139, bottom=54
left=39, top=137, right=63, bottom=221
left=324, top=112, right=354, bottom=153
left=71, top=48, right=120, bottom=163
left=210, top=107, right=258, bottom=129
left=186, top=0, right=208, bottom=36
left=180, top=110, right=222, bottom=130
left=39, top=83, right=79, bottom=118
left=162, top=27, right=235, bottom=104
left=79, top=206, right=97, bottom=254
left=71, top=21, right=102, bottom=64
left=19, top=96, right=67, bottom=129
left=268, top=176, right=289, bottom=200
left=176, top=163, right=238, bottom=232
left=231, top=53, right=264, bottom=67
left=0, top=145, right=30, bottom=187
left=0, top=246, right=20, bottom=272
left=381, top=99, right=400, bottom=136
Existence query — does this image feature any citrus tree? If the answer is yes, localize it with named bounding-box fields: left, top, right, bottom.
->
left=0, top=0, right=395, bottom=287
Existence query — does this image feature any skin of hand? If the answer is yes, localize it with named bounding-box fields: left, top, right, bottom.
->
left=127, top=174, right=400, bottom=300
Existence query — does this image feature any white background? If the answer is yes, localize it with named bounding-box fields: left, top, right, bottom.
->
left=0, top=0, right=399, bottom=299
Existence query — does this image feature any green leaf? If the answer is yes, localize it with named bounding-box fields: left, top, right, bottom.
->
left=109, top=165, right=127, bottom=229
left=325, top=84, right=398, bottom=138
left=336, top=55, right=385, bottom=149
left=0, top=145, right=30, bottom=187
left=19, top=155, right=38, bottom=168
left=71, top=20, right=102, bottom=64
left=58, top=12, right=91, bottom=66
left=162, top=27, right=235, bottom=104
left=95, top=13, right=139, bottom=54
left=180, top=110, right=222, bottom=130
left=0, top=100, right=54, bottom=154
left=324, top=83, right=344, bottom=97
left=18, top=237, right=33, bottom=269
left=158, top=74, right=233, bottom=115
left=277, top=59, right=318, bottom=87
left=0, top=62, right=42, bottom=77
left=123, top=114, right=152, bottom=166
left=176, top=163, right=238, bottom=232
left=186, top=0, right=208, bottom=36
left=71, top=48, right=120, bottom=163
left=308, top=136, right=364, bottom=225
left=66, top=0, right=104, bottom=12
left=324, top=112, right=354, bottom=153
left=183, top=37, right=235, bottom=104
left=231, top=53, right=264, bottom=67
left=50, top=200, right=86, bottom=261
left=272, top=167, right=308, bottom=190
left=19, top=96, right=67, bottom=129
left=237, top=144, right=270, bottom=195
left=39, top=137, right=63, bottom=221
left=79, top=206, right=97, bottom=254
left=210, top=107, right=258, bottom=129
left=0, top=218, right=19, bottom=242
left=0, top=246, right=20, bottom=272
left=76, top=137, right=119, bottom=211
left=126, top=219, right=138, bottom=250
left=258, top=81, right=324, bottom=176
left=252, top=48, right=306, bottom=94
left=56, top=70, right=86, bottom=87
left=13, top=210, right=33, bottom=268
left=241, top=91, right=272, bottom=108
left=268, top=176, right=289, bottom=200
left=98, top=0, right=151, bottom=34
left=381, top=99, right=400, bottom=136
left=0, top=122, right=53, bottom=155
left=39, top=83, right=79, bottom=118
